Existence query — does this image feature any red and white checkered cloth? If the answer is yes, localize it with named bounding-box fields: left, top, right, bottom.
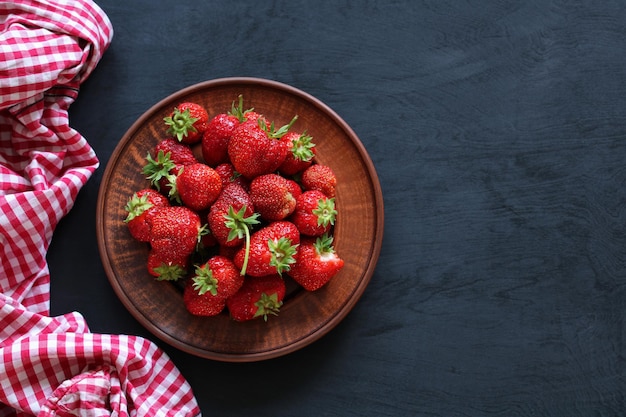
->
left=0, top=1, right=201, bottom=415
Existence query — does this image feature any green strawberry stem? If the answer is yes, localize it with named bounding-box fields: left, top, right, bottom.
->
left=241, top=224, right=252, bottom=277
left=254, top=292, right=282, bottom=321
left=315, top=233, right=336, bottom=254
left=154, top=263, right=186, bottom=281
left=229, top=95, right=254, bottom=122
left=192, top=263, right=218, bottom=296
left=291, top=131, right=315, bottom=161
left=195, top=224, right=210, bottom=251
left=142, top=150, right=175, bottom=191
left=224, top=205, right=260, bottom=276
left=268, top=237, right=298, bottom=275
left=124, top=192, right=153, bottom=222
left=166, top=170, right=181, bottom=204
left=163, top=108, right=198, bottom=142
left=313, top=197, right=337, bottom=227
left=260, top=115, right=299, bottom=139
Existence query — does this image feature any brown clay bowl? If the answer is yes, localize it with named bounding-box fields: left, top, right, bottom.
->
left=96, top=77, right=384, bottom=362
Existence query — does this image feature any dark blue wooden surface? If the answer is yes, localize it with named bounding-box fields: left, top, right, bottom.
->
left=49, top=1, right=625, bottom=415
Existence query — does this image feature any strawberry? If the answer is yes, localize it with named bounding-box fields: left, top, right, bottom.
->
left=176, top=163, right=222, bottom=211
left=198, top=226, right=218, bottom=248
left=233, top=221, right=300, bottom=277
left=214, top=162, right=248, bottom=190
left=148, top=206, right=201, bottom=263
left=249, top=173, right=297, bottom=221
left=124, top=188, right=169, bottom=242
left=201, top=95, right=252, bottom=166
left=201, top=113, right=239, bottom=167
left=163, top=102, right=209, bottom=144
left=227, top=116, right=297, bottom=179
left=191, top=222, right=217, bottom=264
left=285, top=178, right=302, bottom=200
left=240, top=108, right=267, bottom=126
left=288, top=234, right=344, bottom=291
left=190, top=256, right=244, bottom=299
left=301, top=164, right=337, bottom=198
left=279, top=131, right=316, bottom=175
left=142, top=150, right=177, bottom=194
left=207, top=183, right=259, bottom=248
left=226, top=274, right=286, bottom=322
left=218, top=245, right=239, bottom=261
left=147, top=249, right=188, bottom=281
left=215, top=181, right=255, bottom=213
left=183, top=278, right=227, bottom=317
left=154, top=138, right=198, bottom=166
left=143, top=140, right=195, bottom=199
left=290, top=190, right=337, bottom=236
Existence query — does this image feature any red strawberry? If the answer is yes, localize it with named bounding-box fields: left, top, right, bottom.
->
left=201, top=113, right=239, bottom=167
left=176, top=163, right=222, bottom=211
left=149, top=206, right=201, bottom=263
left=214, top=162, right=248, bottom=190
left=249, top=173, right=297, bottom=221
left=285, top=178, right=302, bottom=200
left=143, top=139, right=198, bottom=199
left=227, top=116, right=297, bottom=179
left=164, top=102, right=209, bottom=144
left=143, top=150, right=175, bottom=193
left=288, top=234, right=344, bottom=291
left=124, top=188, right=170, bottom=242
left=290, top=190, right=336, bottom=236
left=240, top=109, right=267, bottom=126
left=279, top=131, right=316, bottom=175
left=154, top=138, right=198, bottom=166
left=301, top=164, right=337, bottom=198
left=226, top=274, right=286, bottom=322
left=190, top=256, right=244, bottom=299
left=201, top=95, right=252, bottom=166
left=218, top=244, right=239, bottom=261
left=207, top=183, right=259, bottom=248
left=230, top=96, right=266, bottom=125
left=147, top=249, right=188, bottom=281
left=199, top=221, right=217, bottom=247
left=193, top=222, right=217, bottom=263
left=233, top=221, right=300, bottom=277
left=183, top=278, right=227, bottom=317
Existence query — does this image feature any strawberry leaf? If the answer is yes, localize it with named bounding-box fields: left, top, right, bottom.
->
left=268, top=237, right=298, bottom=275
left=153, top=263, right=187, bottom=281
left=143, top=150, right=176, bottom=191
left=260, top=115, right=299, bottom=139
left=224, top=205, right=260, bottom=276
left=291, top=132, right=315, bottom=161
left=164, top=107, right=198, bottom=142
left=253, top=292, right=282, bottom=321
left=229, top=94, right=254, bottom=123
left=314, top=233, right=336, bottom=255
left=192, top=263, right=218, bottom=296
left=165, top=171, right=181, bottom=204
left=124, top=193, right=153, bottom=222
left=224, top=205, right=260, bottom=241
left=312, top=197, right=337, bottom=227
left=197, top=224, right=210, bottom=245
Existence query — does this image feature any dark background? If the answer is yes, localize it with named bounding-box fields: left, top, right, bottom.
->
left=48, top=1, right=625, bottom=415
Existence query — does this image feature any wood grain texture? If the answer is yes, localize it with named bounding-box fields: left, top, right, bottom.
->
left=47, top=0, right=625, bottom=415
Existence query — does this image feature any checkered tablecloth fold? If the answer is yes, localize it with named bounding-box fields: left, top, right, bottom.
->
left=0, top=1, right=201, bottom=416
left=0, top=293, right=200, bottom=416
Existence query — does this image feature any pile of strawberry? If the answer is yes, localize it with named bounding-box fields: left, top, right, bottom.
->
left=123, top=96, right=344, bottom=322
